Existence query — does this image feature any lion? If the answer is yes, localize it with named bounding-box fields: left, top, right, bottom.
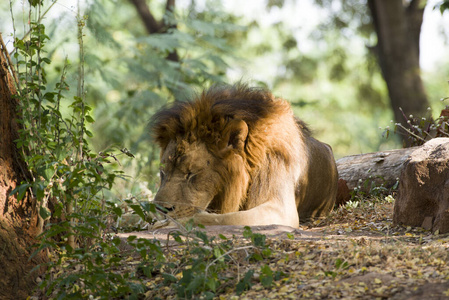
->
left=150, top=84, right=338, bottom=228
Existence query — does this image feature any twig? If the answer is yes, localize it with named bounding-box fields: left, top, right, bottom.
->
left=395, top=123, right=426, bottom=142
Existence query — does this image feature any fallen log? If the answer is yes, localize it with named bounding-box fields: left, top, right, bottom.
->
left=336, top=146, right=419, bottom=194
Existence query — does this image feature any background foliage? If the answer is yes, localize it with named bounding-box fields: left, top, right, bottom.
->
left=3, top=0, right=448, bottom=195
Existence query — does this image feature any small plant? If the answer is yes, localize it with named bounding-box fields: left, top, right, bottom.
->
left=382, top=100, right=449, bottom=146
left=120, top=217, right=287, bottom=299
left=153, top=223, right=282, bottom=298
left=384, top=194, right=395, bottom=203
left=324, top=258, right=350, bottom=278
left=345, top=199, right=360, bottom=210
left=7, top=3, right=145, bottom=298
left=350, top=175, right=395, bottom=200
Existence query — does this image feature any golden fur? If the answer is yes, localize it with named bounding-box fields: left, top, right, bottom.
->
left=151, top=84, right=338, bottom=228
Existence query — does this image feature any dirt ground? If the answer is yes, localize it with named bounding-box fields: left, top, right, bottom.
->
left=116, top=197, right=449, bottom=299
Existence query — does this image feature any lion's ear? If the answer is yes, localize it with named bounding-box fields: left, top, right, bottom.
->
left=221, top=119, right=248, bottom=152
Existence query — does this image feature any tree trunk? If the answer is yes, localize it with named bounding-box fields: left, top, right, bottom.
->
left=0, top=34, right=46, bottom=299
left=336, top=146, right=418, bottom=193
left=367, top=0, right=430, bottom=146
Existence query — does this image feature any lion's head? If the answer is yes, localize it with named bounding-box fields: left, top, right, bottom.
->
left=153, top=138, right=243, bottom=218
left=150, top=85, right=272, bottom=217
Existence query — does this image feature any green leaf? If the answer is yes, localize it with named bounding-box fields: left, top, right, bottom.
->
left=190, top=19, right=215, bottom=36
left=170, top=232, right=183, bottom=243
left=325, top=271, right=337, bottom=278
left=42, top=167, right=54, bottom=182
left=243, top=226, right=253, bottom=238
left=179, top=268, right=193, bottom=287
left=11, top=183, right=31, bottom=202
left=335, top=258, right=343, bottom=269
left=262, top=248, right=272, bottom=257
left=47, top=141, right=57, bottom=150
left=195, top=230, right=209, bottom=244
left=252, top=253, right=263, bottom=261
left=260, top=265, right=273, bottom=288
left=39, top=206, right=51, bottom=220
left=112, top=206, right=122, bottom=217
left=140, top=265, right=153, bottom=278
left=139, top=34, right=180, bottom=53
left=162, top=273, right=178, bottom=284
left=184, top=219, right=194, bottom=231
left=218, top=234, right=227, bottom=240
left=112, top=236, right=121, bottom=246
left=53, top=202, right=63, bottom=218
left=252, top=233, right=266, bottom=247
left=28, top=0, right=43, bottom=8
left=236, top=269, right=254, bottom=295
left=43, top=92, right=55, bottom=101
left=85, top=115, right=95, bottom=123
left=127, top=235, right=137, bottom=242
left=274, top=270, right=286, bottom=281
left=206, top=277, right=218, bottom=292
left=129, top=204, right=145, bottom=220
left=213, top=247, right=223, bottom=260
left=186, top=276, right=203, bottom=295
left=439, top=1, right=449, bottom=13
left=140, top=201, right=156, bottom=213
left=35, top=182, right=45, bottom=200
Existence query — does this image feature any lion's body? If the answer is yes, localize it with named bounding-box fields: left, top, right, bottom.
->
left=151, top=84, right=338, bottom=228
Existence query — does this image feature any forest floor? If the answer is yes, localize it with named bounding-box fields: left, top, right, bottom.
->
left=125, top=196, right=449, bottom=300
left=34, top=196, right=449, bottom=299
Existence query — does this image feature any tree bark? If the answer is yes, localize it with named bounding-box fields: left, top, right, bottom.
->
left=367, top=0, right=430, bottom=146
left=0, top=34, right=46, bottom=299
left=129, top=0, right=161, bottom=34
left=336, top=146, right=418, bottom=193
left=129, top=0, right=179, bottom=62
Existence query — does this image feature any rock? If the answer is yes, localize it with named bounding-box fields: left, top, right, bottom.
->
left=393, top=138, right=449, bottom=233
